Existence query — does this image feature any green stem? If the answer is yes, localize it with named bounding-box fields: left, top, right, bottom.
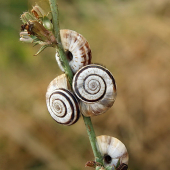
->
left=48, top=0, right=103, bottom=167
left=83, top=115, right=103, bottom=165
left=48, top=0, right=73, bottom=84
left=48, top=0, right=60, bottom=42
left=56, top=47, right=74, bottom=85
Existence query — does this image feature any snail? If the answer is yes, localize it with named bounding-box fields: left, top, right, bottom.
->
left=72, top=64, right=117, bottom=116
left=46, top=74, right=80, bottom=125
left=96, top=135, right=129, bottom=170
left=55, top=29, right=92, bottom=73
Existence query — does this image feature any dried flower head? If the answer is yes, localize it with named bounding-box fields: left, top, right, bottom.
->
left=20, top=5, right=56, bottom=55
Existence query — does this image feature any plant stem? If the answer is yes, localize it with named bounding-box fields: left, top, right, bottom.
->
left=83, top=115, right=103, bottom=165
left=48, top=0, right=60, bottom=42
left=48, top=0, right=103, bottom=167
left=48, top=0, right=73, bottom=84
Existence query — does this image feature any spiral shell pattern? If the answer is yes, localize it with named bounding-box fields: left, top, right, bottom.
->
left=96, top=135, right=129, bottom=169
left=46, top=74, right=80, bottom=125
left=55, top=29, right=92, bottom=73
left=72, top=64, right=117, bottom=116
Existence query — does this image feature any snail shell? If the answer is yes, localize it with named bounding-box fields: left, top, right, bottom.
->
left=55, top=29, right=92, bottom=73
left=46, top=74, right=80, bottom=125
left=96, top=135, right=129, bottom=169
left=72, top=64, right=117, bottom=116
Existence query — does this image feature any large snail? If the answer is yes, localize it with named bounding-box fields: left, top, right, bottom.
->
left=46, top=74, right=80, bottom=125
left=96, top=135, right=129, bottom=170
left=72, top=64, right=117, bottom=116
left=55, top=29, right=92, bottom=74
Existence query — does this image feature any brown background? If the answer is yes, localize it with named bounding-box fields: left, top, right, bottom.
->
left=0, top=0, right=170, bottom=169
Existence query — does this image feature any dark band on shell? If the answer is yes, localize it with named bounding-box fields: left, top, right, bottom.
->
left=46, top=74, right=80, bottom=126
left=72, top=64, right=117, bottom=116
left=47, top=88, right=80, bottom=125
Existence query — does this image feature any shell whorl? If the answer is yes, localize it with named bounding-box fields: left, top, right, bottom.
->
left=96, top=135, right=129, bottom=169
left=46, top=74, right=80, bottom=125
left=55, top=29, right=92, bottom=73
left=72, top=64, right=117, bottom=116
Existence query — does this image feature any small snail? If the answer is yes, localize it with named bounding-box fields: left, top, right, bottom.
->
left=72, top=64, right=117, bottom=116
left=46, top=74, right=80, bottom=125
left=55, top=29, right=92, bottom=73
left=96, top=135, right=129, bottom=170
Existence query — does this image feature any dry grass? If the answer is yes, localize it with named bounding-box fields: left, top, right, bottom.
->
left=0, top=0, right=170, bottom=169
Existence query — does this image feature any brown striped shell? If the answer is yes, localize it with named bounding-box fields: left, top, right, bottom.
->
left=96, top=135, right=129, bottom=170
left=72, top=64, right=117, bottom=117
left=55, top=29, right=92, bottom=73
left=46, top=74, right=80, bottom=125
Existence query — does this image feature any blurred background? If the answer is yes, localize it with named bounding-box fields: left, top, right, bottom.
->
left=0, top=0, right=170, bottom=169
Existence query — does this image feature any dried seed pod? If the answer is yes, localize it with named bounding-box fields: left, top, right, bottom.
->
left=46, top=74, right=80, bottom=125
left=96, top=135, right=129, bottom=170
left=115, top=163, right=128, bottom=170
left=55, top=29, right=92, bottom=73
left=72, top=64, right=117, bottom=116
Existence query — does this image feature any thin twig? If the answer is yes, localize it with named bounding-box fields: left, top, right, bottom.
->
left=48, top=0, right=103, bottom=168
left=49, top=0, right=73, bottom=84
left=83, top=116, right=103, bottom=165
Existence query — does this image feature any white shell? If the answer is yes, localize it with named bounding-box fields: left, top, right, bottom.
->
left=55, top=29, right=92, bottom=73
left=96, top=135, right=129, bottom=169
left=46, top=74, right=80, bottom=125
left=72, top=64, right=117, bottom=116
